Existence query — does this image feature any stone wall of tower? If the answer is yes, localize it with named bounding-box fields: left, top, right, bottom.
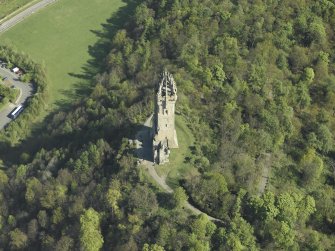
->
left=154, top=97, right=178, bottom=148
left=152, top=71, right=179, bottom=164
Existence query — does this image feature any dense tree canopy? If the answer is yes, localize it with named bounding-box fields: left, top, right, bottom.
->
left=1, top=0, right=335, bottom=250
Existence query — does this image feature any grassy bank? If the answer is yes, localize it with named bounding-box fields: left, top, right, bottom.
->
left=155, top=115, right=196, bottom=189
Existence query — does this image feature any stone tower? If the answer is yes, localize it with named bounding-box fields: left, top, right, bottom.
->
left=152, top=71, right=178, bottom=164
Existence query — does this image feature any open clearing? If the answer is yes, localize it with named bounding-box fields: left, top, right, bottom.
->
left=0, top=0, right=124, bottom=110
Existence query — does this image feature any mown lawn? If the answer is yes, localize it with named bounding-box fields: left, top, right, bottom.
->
left=155, top=115, right=196, bottom=189
left=0, top=0, right=124, bottom=109
left=0, top=0, right=34, bottom=20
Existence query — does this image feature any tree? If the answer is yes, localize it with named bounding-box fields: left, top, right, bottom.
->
left=308, top=19, right=326, bottom=44
left=211, top=63, right=226, bottom=89
left=55, top=236, right=74, bottom=251
left=224, top=234, right=244, bottom=251
left=276, top=192, right=299, bottom=224
left=249, top=192, right=279, bottom=222
left=299, top=148, right=324, bottom=187
left=315, top=51, right=329, bottom=80
left=25, top=177, right=43, bottom=204
left=296, top=82, right=311, bottom=109
left=0, top=169, right=8, bottom=189
left=219, top=216, right=258, bottom=251
left=185, top=172, right=228, bottom=214
left=52, top=207, right=64, bottom=225
left=80, top=208, right=104, bottom=251
left=303, top=67, right=315, bottom=85
left=190, top=214, right=216, bottom=242
left=10, top=228, right=28, bottom=250
left=298, top=195, right=316, bottom=224
left=316, top=124, right=333, bottom=153
left=143, top=243, right=165, bottom=251
left=128, top=185, right=158, bottom=217
left=188, top=233, right=211, bottom=251
left=173, top=187, right=188, bottom=208
left=106, top=180, right=122, bottom=217
left=134, top=4, right=154, bottom=34
left=269, top=220, right=295, bottom=249
left=37, top=210, right=49, bottom=228
left=302, top=229, right=330, bottom=251
left=289, top=46, right=309, bottom=72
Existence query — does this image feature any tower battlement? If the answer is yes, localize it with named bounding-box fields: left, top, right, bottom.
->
left=156, top=71, right=177, bottom=100
left=152, top=71, right=178, bottom=164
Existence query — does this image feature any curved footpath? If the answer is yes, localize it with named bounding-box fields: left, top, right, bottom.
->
left=0, top=67, right=33, bottom=129
left=146, top=163, right=222, bottom=222
left=136, top=115, right=223, bottom=223
left=0, top=0, right=58, bottom=34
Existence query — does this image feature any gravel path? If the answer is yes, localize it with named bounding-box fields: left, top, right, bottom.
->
left=0, top=67, right=33, bottom=130
left=258, top=153, right=272, bottom=195
left=0, top=0, right=58, bottom=34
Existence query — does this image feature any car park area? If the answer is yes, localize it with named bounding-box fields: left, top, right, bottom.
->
left=0, top=65, right=33, bottom=129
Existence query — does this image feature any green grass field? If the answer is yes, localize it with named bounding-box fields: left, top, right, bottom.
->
left=0, top=0, right=34, bottom=20
left=155, top=116, right=196, bottom=189
left=0, top=0, right=124, bottom=110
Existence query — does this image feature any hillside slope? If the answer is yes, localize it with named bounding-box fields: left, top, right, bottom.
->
left=1, top=0, right=335, bottom=250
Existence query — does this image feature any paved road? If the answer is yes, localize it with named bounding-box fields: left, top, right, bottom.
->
left=136, top=115, right=222, bottom=223
left=0, top=68, right=33, bottom=129
left=0, top=0, right=57, bottom=34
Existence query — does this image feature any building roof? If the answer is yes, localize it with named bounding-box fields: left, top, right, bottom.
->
left=12, top=67, right=20, bottom=73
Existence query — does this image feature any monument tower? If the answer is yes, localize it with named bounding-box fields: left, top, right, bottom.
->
left=152, top=71, right=178, bottom=164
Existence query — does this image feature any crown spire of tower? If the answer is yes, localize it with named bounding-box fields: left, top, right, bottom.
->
left=157, top=71, right=177, bottom=98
